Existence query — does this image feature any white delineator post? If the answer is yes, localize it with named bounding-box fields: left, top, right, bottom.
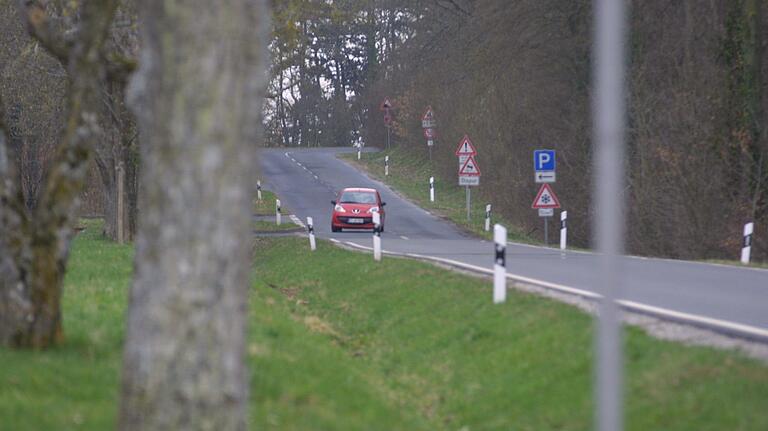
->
left=275, top=199, right=282, bottom=225
left=307, top=217, right=316, bottom=251
left=372, top=212, right=382, bottom=261
left=257, top=180, right=262, bottom=201
left=357, top=147, right=361, bottom=160
left=385, top=155, right=389, bottom=176
left=429, top=176, right=435, bottom=202
left=485, top=204, right=492, bottom=232
left=560, top=210, right=568, bottom=251
left=741, top=222, right=754, bottom=264
left=493, top=224, right=507, bottom=303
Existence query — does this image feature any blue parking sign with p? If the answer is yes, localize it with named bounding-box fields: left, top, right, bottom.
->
left=534, top=150, right=556, bottom=171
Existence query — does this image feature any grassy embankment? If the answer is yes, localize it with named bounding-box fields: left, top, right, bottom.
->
left=343, top=148, right=768, bottom=266
left=253, top=189, right=301, bottom=232
left=1, top=223, right=767, bottom=430
left=340, top=148, right=532, bottom=242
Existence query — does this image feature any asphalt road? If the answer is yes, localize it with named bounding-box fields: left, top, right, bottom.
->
left=260, top=147, right=768, bottom=339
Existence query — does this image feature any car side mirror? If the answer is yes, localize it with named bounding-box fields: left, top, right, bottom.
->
left=381, top=202, right=386, bottom=207
left=331, top=200, right=337, bottom=205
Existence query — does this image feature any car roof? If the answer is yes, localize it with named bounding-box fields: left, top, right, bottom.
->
left=342, top=187, right=377, bottom=193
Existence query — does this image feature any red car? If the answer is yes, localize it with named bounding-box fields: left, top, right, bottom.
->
left=331, top=187, right=386, bottom=232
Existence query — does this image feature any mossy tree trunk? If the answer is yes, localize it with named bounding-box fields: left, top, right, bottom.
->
left=0, top=0, right=122, bottom=348
left=118, top=0, right=269, bottom=429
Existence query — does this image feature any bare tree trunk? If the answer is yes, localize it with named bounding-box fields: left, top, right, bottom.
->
left=96, top=76, right=138, bottom=242
left=0, top=0, right=120, bottom=348
left=118, top=0, right=269, bottom=429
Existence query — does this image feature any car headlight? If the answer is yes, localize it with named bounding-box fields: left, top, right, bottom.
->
left=367, top=206, right=379, bottom=213
left=334, top=205, right=346, bottom=212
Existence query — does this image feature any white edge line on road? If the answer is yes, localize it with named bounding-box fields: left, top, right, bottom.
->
left=507, top=241, right=768, bottom=273
left=289, top=215, right=305, bottom=228
left=332, top=239, right=768, bottom=342
left=617, top=300, right=768, bottom=341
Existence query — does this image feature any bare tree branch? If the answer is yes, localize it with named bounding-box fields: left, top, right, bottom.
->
left=15, top=0, right=72, bottom=65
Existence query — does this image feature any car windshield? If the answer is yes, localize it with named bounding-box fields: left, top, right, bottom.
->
left=339, top=191, right=377, bottom=204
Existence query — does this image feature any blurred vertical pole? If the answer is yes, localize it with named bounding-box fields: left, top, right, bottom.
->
left=117, top=162, right=125, bottom=244
left=594, top=0, right=627, bottom=430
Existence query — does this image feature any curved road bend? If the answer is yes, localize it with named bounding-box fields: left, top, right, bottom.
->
left=259, top=147, right=768, bottom=338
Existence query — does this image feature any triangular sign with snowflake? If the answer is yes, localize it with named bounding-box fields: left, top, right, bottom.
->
left=531, top=183, right=561, bottom=209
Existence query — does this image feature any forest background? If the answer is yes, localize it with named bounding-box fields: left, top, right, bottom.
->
left=2, top=0, right=766, bottom=261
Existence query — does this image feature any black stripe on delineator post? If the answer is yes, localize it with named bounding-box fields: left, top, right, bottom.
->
left=495, top=243, right=506, bottom=267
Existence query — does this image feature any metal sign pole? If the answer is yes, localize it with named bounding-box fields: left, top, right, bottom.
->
left=386, top=126, right=390, bottom=150
left=544, top=216, right=549, bottom=246
left=466, top=186, right=471, bottom=221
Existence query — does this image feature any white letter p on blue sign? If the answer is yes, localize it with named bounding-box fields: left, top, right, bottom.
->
left=534, top=150, right=556, bottom=171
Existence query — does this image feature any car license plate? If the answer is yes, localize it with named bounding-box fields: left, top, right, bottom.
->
left=347, top=218, right=364, bottom=224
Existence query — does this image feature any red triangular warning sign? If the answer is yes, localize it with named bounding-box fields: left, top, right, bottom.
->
left=531, top=184, right=561, bottom=209
left=422, top=106, right=435, bottom=121
left=455, top=135, right=477, bottom=156
left=459, top=156, right=481, bottom=176
left=380, top=98, right=393, bottom=111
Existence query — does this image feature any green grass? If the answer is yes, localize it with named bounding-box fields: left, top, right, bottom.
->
left=254, top=190, right=291, bottom=216
left=2, top=228, right=767, bottom=430
left=253, top=219, right=303, bottom=232
left=0, top=219, right=130, bottom=430
left=340, top=148, right=533, bottom=242
left=252, top=237, right=768, bottom=430
left=704, top=259, right=768, bottom=270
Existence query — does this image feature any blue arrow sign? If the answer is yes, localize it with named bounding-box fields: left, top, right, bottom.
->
left=534, top=150, right=556, bottom=172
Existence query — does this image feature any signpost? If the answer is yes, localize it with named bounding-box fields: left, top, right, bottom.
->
left=532, top=149, right=558, bottom=244
left=531, top=183, right=560, bottom=245
left=381, top=98, right=393, bottom=150
left=456, top=135, right=480, bottom=221
left=422, top=106, right=437, bottom=159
